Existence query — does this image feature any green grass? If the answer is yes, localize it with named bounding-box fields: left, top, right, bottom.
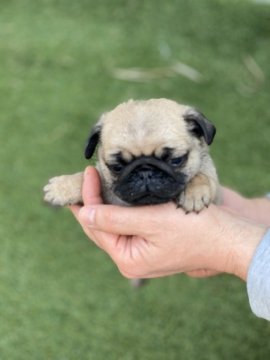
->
left=1, top=0, right=270, bottom=359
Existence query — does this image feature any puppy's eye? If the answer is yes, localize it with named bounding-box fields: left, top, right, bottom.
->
left=108, top=164, right=124, bottom=174
left=170, top=154, right=188, bottom=167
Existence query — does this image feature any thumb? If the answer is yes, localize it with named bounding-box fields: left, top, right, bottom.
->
left=79, top=203, right=173, bottom=236
left=68, top=166, right=102, bottom=221
left=82, top=166, right=103, bottom=206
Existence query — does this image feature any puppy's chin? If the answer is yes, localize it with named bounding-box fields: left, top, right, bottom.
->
left=112, top=157, right=186, bottom=206
left=117, top=192, right=179, bottom=206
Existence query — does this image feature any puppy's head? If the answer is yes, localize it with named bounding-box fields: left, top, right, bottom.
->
left=85, top=99, right=216, bottom=205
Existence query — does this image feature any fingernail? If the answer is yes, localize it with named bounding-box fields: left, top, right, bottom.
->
left=79, top=206, right=96, bottom=226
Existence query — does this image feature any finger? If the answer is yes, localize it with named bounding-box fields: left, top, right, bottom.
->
left=68, top=204, right=81, bottom=221
left=69, top=204, right=111, bottom=250
left=79, top=202, right=177, bottom=236
left=68, top=167, right=102, bottom=219
left=82, top=166, right=103, bottom=206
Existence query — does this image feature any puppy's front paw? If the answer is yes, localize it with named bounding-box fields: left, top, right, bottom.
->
left=177, top=174, right=212, bottom=213
left=43, top=172, right=83, bottom=206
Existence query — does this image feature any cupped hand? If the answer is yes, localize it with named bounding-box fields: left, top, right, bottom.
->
left=69, top=167, right=265, bottom=281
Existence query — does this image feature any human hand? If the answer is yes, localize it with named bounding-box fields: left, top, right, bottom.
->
left=69, top=167, right=266, bottom=281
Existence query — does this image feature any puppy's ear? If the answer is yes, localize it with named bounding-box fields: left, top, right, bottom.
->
left=184, top=109, right=216, bottom=145
left=84, top=120, right=103, bottom=159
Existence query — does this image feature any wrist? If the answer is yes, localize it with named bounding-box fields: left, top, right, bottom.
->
left=223, top=217, right=266, bottom=281
left=222, top=187, right=270, bottom=226
left=247, top=197, right=270, bottom=226
left=229, top=193, right=270, bottom=226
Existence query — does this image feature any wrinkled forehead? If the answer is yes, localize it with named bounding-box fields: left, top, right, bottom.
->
left=100, top=100, right=191, bottom=159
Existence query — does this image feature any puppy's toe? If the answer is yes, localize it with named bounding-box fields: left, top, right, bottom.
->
left=43, top=177, right=68, bottom=206
left=177, top=185, right=211, bottom=213
left=178, top=192, right=194, bottom=213
left=202, top=193, right=211, bottom=207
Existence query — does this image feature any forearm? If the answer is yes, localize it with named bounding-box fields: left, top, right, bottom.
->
left=246, top=197, right=270, bottom=226
left=228, top=221, right=267, bottom=281
left=222, top=188, right=270, bottom=226
left=209, top=208, right=267, bottom=281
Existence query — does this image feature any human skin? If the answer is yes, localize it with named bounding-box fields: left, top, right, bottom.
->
left=69, top=167, right=268, bottom=281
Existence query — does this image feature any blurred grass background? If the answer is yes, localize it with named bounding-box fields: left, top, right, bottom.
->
left=1, top=0, right=270, bottom=359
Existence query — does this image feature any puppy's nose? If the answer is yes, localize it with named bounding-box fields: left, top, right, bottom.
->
left=138, top=165, right=153, bottom=182
left=139, top=170, right=153, bottom=181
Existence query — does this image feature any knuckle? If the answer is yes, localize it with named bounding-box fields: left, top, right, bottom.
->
left=119, top=269, right=135, bottom=279
left=118, top=267, right=140, bottom=279
left=117, top=261, right=144, bottom=279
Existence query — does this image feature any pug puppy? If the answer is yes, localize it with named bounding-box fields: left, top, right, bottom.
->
left=44, top=98, right=220, bottom=212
